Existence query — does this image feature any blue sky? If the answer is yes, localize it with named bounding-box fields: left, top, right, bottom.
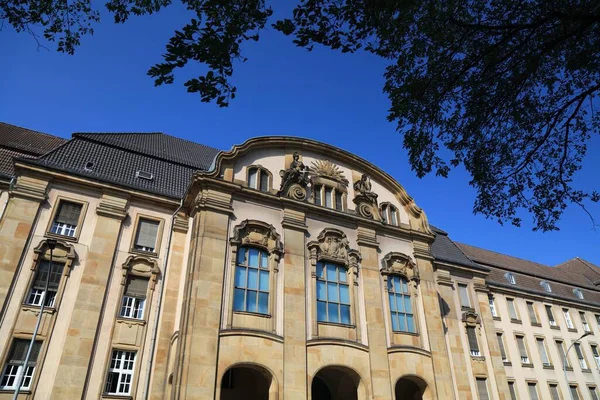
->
left=1, top=3, right=599, bottom=265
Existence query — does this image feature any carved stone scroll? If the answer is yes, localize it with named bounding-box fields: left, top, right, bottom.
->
left=278, top=151, right=310, bottom=200
left=307, top=228, right=361, bottom=278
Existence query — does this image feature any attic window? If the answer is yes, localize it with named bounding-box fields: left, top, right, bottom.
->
left=573, top=288, right=584, bottom=300
left=504, top=272, right=516, bottom=285
left=136, top=171, right=154, bottom=181
left=541, top=281, right=552, bottom=293
left=84, top=162, right=94, bottom=171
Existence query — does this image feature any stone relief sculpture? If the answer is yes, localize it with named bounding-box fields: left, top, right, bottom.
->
left=307, top=228, right=361, bottom=278
left=353, top=174, right=381, bottom=220
left=310, top=159, right=348, bottom=184
left=278, top=151, right=311, bottom=200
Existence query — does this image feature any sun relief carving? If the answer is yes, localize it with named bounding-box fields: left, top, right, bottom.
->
left=307, top=228, right=361, bottom=277
left=310, top=160, right=348, bottom=185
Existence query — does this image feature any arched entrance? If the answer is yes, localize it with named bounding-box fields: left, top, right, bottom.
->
left=311, top=366, right=362, bottom=400
left=395, top=376, right=427, bottom=400
left=220, top=364, right=276, bottom=400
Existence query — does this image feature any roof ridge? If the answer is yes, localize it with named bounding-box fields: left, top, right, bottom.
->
left=0, top=121, right=66, bottom=141
left=74, top=132, right=164, bottom=136
left=455, top=241, right=550, bottom=268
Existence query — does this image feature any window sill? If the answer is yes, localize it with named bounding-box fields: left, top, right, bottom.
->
left=581, top=368, right=592, bottom=373
left=233, top=310, right=271, bottom=318
left=550, top=325, right=561, bottom=330
left=471, top=355, right=486, bottom=361
left=543, top=364, right=554, bottom=370
left=461, top=306, right=475, bottom=312
left=531, top=322, right=542, bottom=327
left=567, top=328, right=578, bottom=333
left=563, top=366, right=574, bottom=371
left=102, top=395, right=132, bottom=399
left=503, top=361, right=512, bottom=366
left=45, top=231, right=79, bottom=243
left=129, top=248, right=158, bottom=258
left=493, top=316, right=501, bottom=321
left=521, top=363, right=534, bottom=368
left=116, top=317, right=146, bottom=326
left=317, top=321, right=355, bottom=329
left=0, top=389, right=32, bottom=394
left=391, top=330, right=419, bottom=336
left=21, top=304, right=56, bottom=314
left=510, top=318, right=522, bottom=324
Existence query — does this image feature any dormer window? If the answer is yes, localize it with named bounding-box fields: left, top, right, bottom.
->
left=247, top=166, right=270, bottom=192
left=541, top=281, right=552, bottom=293
left=313, top=184, right=344, bottom=211
left=505, top=272, right=516, bottom=285
left=380, top=203, right=399, bottom=226
left=136, top=170, right=154, bottom=181
left=573, top=288, right=584, bottom=300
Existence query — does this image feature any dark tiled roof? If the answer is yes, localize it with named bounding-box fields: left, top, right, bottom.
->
left=555, top=258, right=600, bottom=287
left=0, top=122, right=66, bottom=155
left=430, top=226, right=485, bottom=270
left=0, top=148, right=31, bottom=179
left=26, top=138, right=201, bottom=198
left=74, top=132, right=219, bottom=169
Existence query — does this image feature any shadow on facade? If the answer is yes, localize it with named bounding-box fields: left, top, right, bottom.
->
left=311, top=365, right=362, bottom=400
left=395, top=375, right=427, bottom=400
left=220, top=364, right=276, bottom=400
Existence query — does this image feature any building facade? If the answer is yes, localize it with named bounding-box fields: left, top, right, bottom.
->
left=0, top=125, right=598, bottom=399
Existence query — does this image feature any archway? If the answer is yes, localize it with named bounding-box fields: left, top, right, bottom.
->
left=395, top=376, right=427, bottom=400
left=311, top=366, right=362, bottom=400
left=220, top=364, right=276, bottom=400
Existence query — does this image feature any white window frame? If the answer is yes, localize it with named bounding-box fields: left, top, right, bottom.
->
left=104, top=350, right=136, bottom=395
left=0, top=363, right=34, bottom=391
left=119, top=296, right=145, bottom=319
left=505, top=272, right=516, bottom=285
left=50, top=221, right=77, bottom=237
left=574, top=343, right=588, bottom=369
left=489, top=295, right=498, bottom=317
left=591, top=345, right=600, bottom=369
left=563, top=309, right=574, bottom=329
left=541, top=280, right=552, bottom=293
left=580, top=312, right=590, bottom=332
left=573, top=288, right=584, bottom=299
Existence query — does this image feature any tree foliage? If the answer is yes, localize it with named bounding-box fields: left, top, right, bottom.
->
left=3, top=0, right=599, bottom=231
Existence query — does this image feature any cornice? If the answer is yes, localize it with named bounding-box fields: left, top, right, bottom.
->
left=489, top=283, right=600, bottom=311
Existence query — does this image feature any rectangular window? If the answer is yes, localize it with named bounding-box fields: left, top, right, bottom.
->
left=120, top=275, right=149, bottom=319
left=248, top=168, right=257, bottom=189
left=589, top=386, right=599, bottom=400
left=497, top=333, right=508, bottom=362
left=507, top=298, right=519, bottom=320
left=549, top=384, right=561, bottom=400
left=104, top=350, right=136, bottom=395
left=50, top=201, right=82, bottom=237
left=516, top=335, right=529, bottom=364
left=574, top=343, right=588, bottom=369
left=489, top=295, right=498, bottom=317
left=580, top=312, right=590, bottom=332
left=335, top=191, right=343, bottom=211
left=466, top=326, right=480, bottom=356
left=508, top=381, right=517, bottom=400
left=458, top=284, right=471, bottom=308
left=476, top=378, right=489, bottom=400
left=134, top=218, right=159, bottom=253
left=528, top=382, right=539, bottom=400
left=569, top=385, right=580, bottom=400
left=233, top=248, right=270, bottom=315
left=313, top=185, right=322, bottom=206
left=526, top=302, right=538, bottom=324
left=0, top=339, right=42, bottom=390
left=546, top=305, right=557, bottom=326
left=259, top=170, right=269, bottom=192
left=536, top=338, right=550, bottom=366
left=556, top=340, right=570, bottom=368
left=316, top=262, right=351, bottom=325
left=388, top=276, right=415, bottom=333
left=324, top=187, right=333, bottom=208
left=591, top=344, right=600, bottom=368
left=563, top=308, right=574, bottom=329
left=25, top=261, right=64, bottom=308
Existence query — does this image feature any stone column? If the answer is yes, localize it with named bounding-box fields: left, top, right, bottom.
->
left=172, top=188, right=232, bottom=399
left=0, top=175, right=48, bottom=309
left=356, top=226, right=393, bottom=400
left=51, top=193, right=129, bottom=399
left=414, top=242, right=456, bottom=400
left=148, top=213, right=189, bottom=400
left=282, top=208, right=308, bottom=400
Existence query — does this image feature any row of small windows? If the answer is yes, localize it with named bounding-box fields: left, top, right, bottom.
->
left=507, top=380, right=599, bottom=400
left=504, top=272, right=585, bottom=300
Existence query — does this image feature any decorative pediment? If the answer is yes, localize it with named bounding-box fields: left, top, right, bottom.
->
left=122, top=255, right=161, bottom=289
left=32, top=239, right=77, bottom=275
left=462, top=310, right=481, bottom=326
left=381, top=252, right=419, bottom=282
left=230, top=219, right=283, bottom=258
left=307, top=228, right=361, bottom=275
left=310, top=160, right=348, bottom=185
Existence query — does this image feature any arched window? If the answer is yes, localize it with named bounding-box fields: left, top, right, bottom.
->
left=388, top=275, right=415, bottom=332
left=247, top=166, right=271, bottom=192
left=313, top=184, right=345, bottom=211
left=316, top=262, right=351, bottom=324
left=233, top=247, right=270, bottom=314
left=380, top=203, right=399, bottom=226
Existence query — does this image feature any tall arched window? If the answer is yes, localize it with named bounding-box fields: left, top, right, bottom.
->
left=380, top=203, right=399, bottom=226
left=316, top=261, right=351, bottom=324
left=233, top=247, right=270, bottom=314
left=388, top=275, right=415, bottom=332
left=247, top=166, right=271, bottom=192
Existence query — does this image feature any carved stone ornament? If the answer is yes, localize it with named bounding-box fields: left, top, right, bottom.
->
left=310, top=159, right=348, bottom=185
left=381, top=252, right=419, bottom=282
left=230, top=220, right=283, bottom=260
left=32, top=239, right=77, bottom=276
left=278, top=151, right=310, bottom=200
left=353, top=174, right=381, bottom=220
left=122, top=255, right=161, bottom=289
left=307, top=228, right=361, bottom=277
left=462, top=309, right=481, bottom=326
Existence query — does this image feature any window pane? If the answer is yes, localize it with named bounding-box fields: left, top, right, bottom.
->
left=260, top=252, right=269, bottom=269
left=406, top=314, right=415, bottom=332
left=135, top=219, right=159, bottom=249
left=381, top=206, right=388, bottom=223
left=404, top=296, right=412, bottom=313
left=335, top=192, right=343, bottom=210
left=391, top=313, right=399, bottom=331
left=233, top=289, right=245, bottom=311
left=54, top=201, right=82, bottom=225
left=259, top=171, right=269, bottom=192
left=248, top=249, right=259, bottom=267
left=401, top=279, right=409, bottom=294
left=258, top=292, right=268, bottom=314
left=234, top=266, right=246, bottom=287
left=390, top=208, right=398, bottom=225
left=259, top=270, right=269, bottom=291
left=316, top=281, right=326, bottom=301
left=389, top=293, right=397, bottom=311
left=246, top=290, right=257, bottom=312
left=528, top=383, right=539, bottom=400
left=248, top=169, right=257, bottom=189
left=247, top=269, right=258, bottom=289
left=316, top=263, right=324, bottom=279
left=237, top=248, right=247, bottom=264
left=458, top=284, right=470, bottom=307
left=398, top=314, right=406, bottom=331
left=396, top=294, right=405, bottom=312
left=327, top=303, right=339, bottom=323
left=326, top=264, right=337, bottom=281
left=317, top=301, right=327, bottom=321
left=314, top=185, right=322, bottom=205
left=339, top=285, right=350, bottom=304
left=340, top=305, right=351, bottom=324
left=327, top=282, right=339, bottom=302
left=338, top=270, right=347, bottom=283
left=325, top=187, right=333, bottom=208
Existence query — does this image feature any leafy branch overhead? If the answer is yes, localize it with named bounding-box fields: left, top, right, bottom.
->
left=3, top=0, right=599, bottom=231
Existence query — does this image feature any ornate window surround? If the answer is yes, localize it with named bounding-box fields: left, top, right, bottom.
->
left=226, top=220, right=283, bottom=333
left=462, top=309, right=484, bottom=360
left=118, top=255, right=160, bottom=322
left=246, top=165, right=273, bottom=193
left=379, top=202, right=400, bottom=226
left=307, top=228, right=361, bottom=337
left=380, top=252, right=421, bottom=342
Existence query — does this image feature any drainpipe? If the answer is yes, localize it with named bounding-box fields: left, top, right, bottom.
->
left=141, top=199, right=184, bottom=399
left=12, top=238, right=57, bottom=400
